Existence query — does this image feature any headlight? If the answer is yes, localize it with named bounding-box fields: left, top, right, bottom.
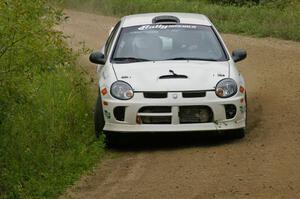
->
left=215, top=78, right=237, bottom=98
left=110, top=81, right=134, bottom=100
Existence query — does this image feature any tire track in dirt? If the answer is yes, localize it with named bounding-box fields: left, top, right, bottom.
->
left=59, top=10, right=300, bottom=199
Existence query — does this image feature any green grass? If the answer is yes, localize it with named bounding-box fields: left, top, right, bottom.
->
left=0, top=69, right=105, bottom=199
left=0, top=1, right=105, bottom=198
left=63, top=0, right=300, bottom=41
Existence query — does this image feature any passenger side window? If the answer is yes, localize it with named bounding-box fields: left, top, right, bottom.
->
left=104, top=21, right=121, bottom=57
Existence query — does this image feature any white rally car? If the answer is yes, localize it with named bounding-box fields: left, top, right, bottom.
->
left=89, top=13, right=247, bottom=142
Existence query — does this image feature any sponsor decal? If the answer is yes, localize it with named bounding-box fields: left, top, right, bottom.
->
left=138, top=24, right=197, bottom=31
left=101, top=87, right=108, bottom=95
left=102, top=71, right=107, bottom=79
left=121, top=75, right=131, bottom=79
left=104, top=110, right=111, bottom=119
left=239, top=86, right=245, bottom=93
left=240, top=105, right=245, bottom=113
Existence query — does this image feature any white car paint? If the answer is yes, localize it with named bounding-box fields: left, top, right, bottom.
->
left=113, top=61, right=230, bottom=91
left=93, top=12, right=247, bottom=133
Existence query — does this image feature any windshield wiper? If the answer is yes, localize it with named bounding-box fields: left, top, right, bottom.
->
left=112, top=57, right=151, bottom=63
left=165, top=57, right=219, bottom=61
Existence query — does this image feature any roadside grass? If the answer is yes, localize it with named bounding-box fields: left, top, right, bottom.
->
left=0, top=1, right=104, bottom=198
left=0, top=69, right=105, bottom=199
left=63, top=0, right=300, bottom=41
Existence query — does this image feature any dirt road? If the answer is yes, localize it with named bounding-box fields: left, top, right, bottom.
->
left=59, top=10, right=300, bottom=199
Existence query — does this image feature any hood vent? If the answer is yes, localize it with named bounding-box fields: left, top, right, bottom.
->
left=159, top=69, right=188, bottom=79
left=152, top=15, right=180, bottom=24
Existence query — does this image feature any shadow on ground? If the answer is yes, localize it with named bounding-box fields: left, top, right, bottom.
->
left=105, top=131, right=244, bottom=152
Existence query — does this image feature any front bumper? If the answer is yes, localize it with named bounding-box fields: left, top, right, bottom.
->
left=101, top=91, right=246, bottom=133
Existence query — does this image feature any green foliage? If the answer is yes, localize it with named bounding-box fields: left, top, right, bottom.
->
left=208, top=0, right=260, bottom=6
left=63, top=0, right=300, bottom=41
left=0, top=0, right=104, bottom=198
left=208, top=0, right=297, bottom=8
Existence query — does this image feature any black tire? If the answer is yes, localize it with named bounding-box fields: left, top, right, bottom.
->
left=233, top=128, right=246, bottom=139
left=94, top=95, right=105, bottom=138
left=104, top=132, right=120, bottom=148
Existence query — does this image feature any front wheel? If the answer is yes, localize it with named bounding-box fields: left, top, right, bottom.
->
left=94, top=95, right=105, bottom=138
left=104, top=132, right=121, bottom=148
left=232, top=128, right=246, bottom=139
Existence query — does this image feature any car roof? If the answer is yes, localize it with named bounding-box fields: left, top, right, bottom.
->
left=121, top=12, right=212, bottom=27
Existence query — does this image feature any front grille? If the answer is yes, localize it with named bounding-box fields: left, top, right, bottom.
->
left=140, top=116, right=171, bottom=124
left=143, top=92, right=167, bottom=98
left=179, top=106, right=213, bottom=124
left=137, top=106, right=213, bottom=124
left=182, top=91, right=206, bottom=98
left=138, top=106, right=171, bottom=113
left=137, top=106, right=172, bottom=124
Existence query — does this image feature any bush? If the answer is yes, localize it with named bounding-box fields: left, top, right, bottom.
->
left=208, top=0, right=295, bottom=7
left=0, top=1, right=103, bottom=198
left=208, top=0, right=260, bottom=6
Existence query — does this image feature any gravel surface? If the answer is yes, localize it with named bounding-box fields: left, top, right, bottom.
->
left=59, top=10, right=300, bottom=199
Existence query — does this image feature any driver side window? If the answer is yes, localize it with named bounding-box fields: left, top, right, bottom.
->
left=104, top=21, right=121, bottom=57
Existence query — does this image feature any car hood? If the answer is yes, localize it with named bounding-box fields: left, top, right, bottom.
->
left=112, top=61, right=229, bottom=91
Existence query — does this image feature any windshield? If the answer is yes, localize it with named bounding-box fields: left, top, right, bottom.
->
left=111, top=24, right=228, bottom=63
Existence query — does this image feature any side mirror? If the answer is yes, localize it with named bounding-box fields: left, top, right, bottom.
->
left=232, top=49, right=247, bottom=62
left=89, top=52, right=106, bottom=65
